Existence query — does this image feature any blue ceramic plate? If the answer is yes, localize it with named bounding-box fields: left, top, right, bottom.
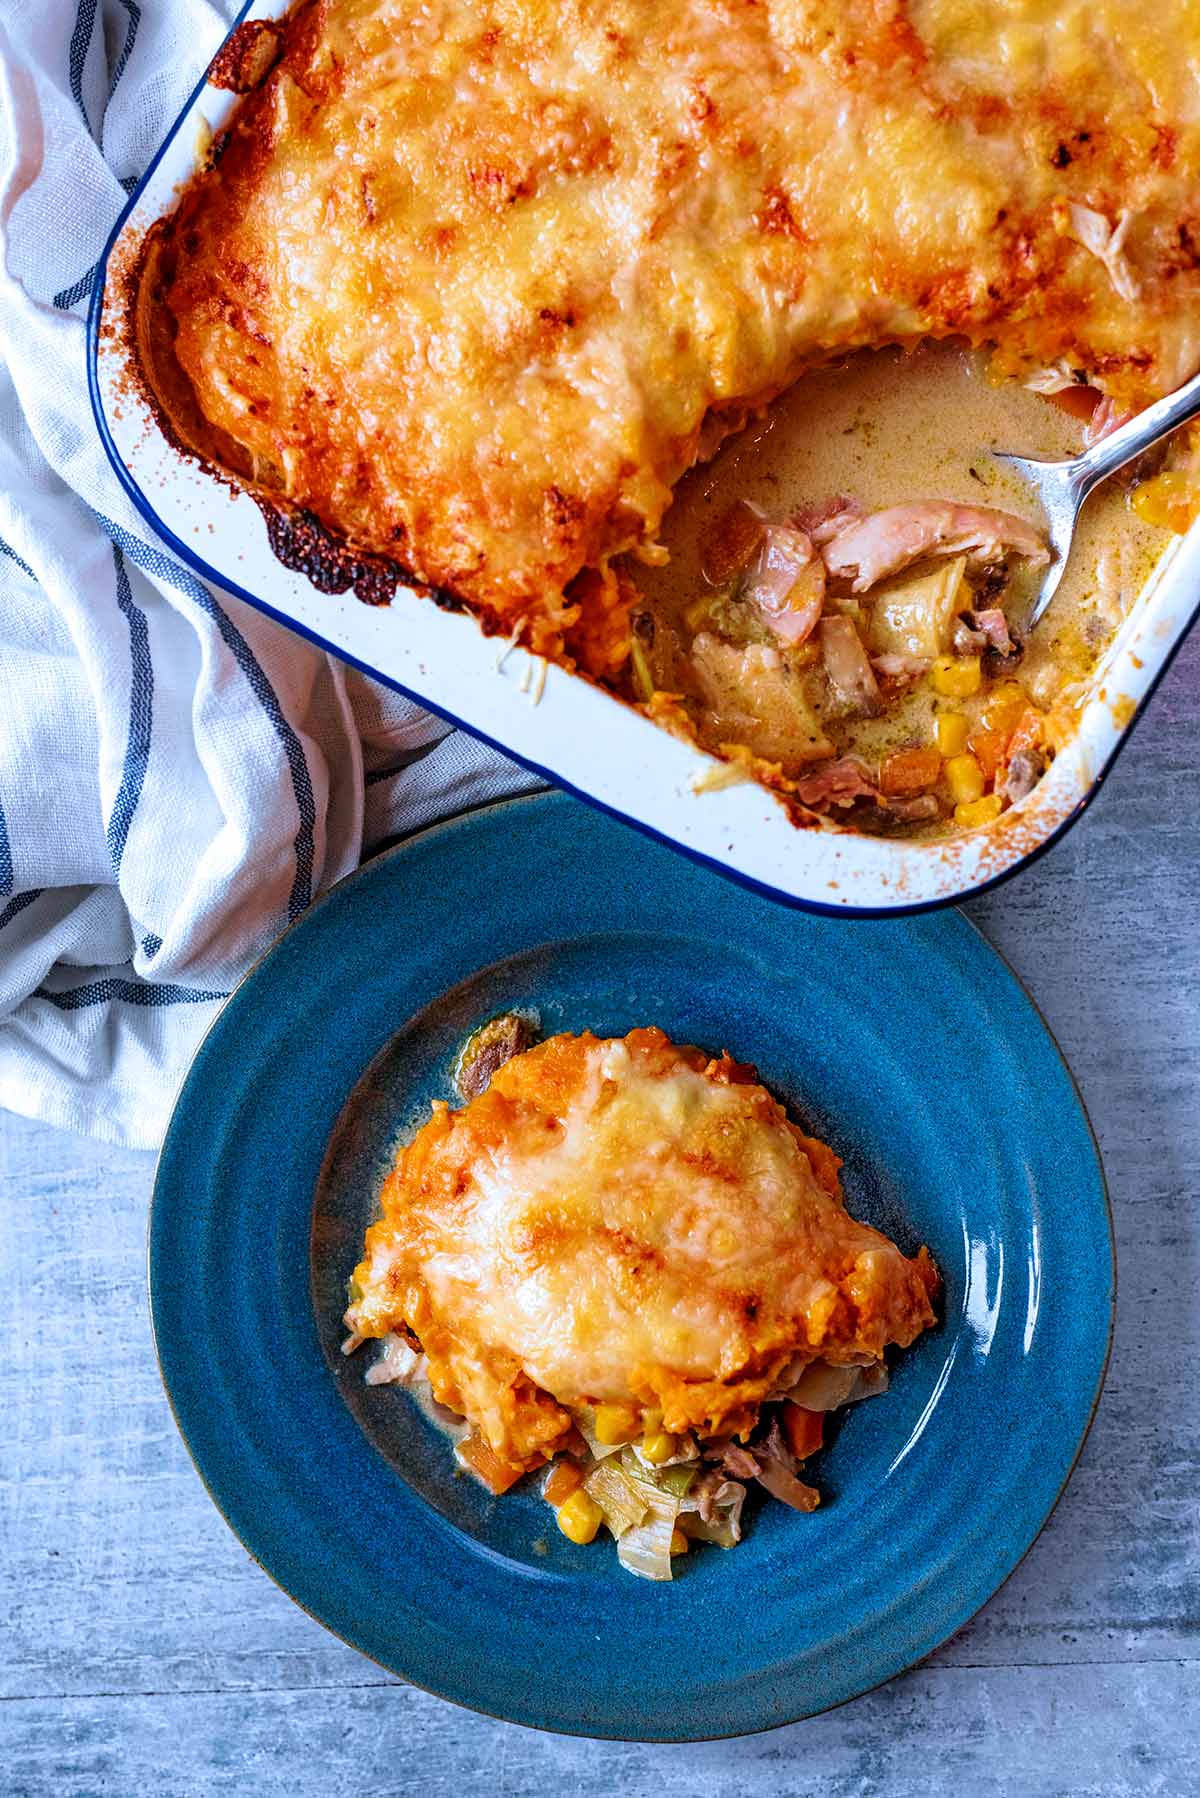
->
left=150, top=790, right=1113, bottom=1740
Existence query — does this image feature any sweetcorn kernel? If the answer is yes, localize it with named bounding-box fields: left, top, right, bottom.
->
left=556, top=1489, right=604, bottom=1545
left=954, top=795, right=1004, bottom=830
left=945, top=754, right=985, bottom=806
left=641, top=1432, right=677, bottom=1465
left=669, top=1528, right=690, bottom=1556
left=593, top=1403, right=638, bottom=1445
left=936, top=712, right=969, bottom=756
left=931, top=655, right=982, bottom=698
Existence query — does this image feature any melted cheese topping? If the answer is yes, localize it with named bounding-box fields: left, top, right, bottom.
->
left=350, top=1028, right=938, bottom=1464
left=145, top=0, right=1200, bottom=669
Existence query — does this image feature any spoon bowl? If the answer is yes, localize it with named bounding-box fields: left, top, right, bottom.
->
left=992, top=368, right=1200, bottom=630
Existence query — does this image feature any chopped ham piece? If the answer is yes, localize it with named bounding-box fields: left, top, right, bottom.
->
left=721, top=1444, right=762, bottom=1480
left=756, top=1457, right=820, bottom=1511
left=752, top=1418, right=822, bottom=1511
left=969, top=608, right=1017, bottom=655
left=820, top=502, right=1049, bottom=591
left=819, top=616, right=882, bottom=715
left=1004, top=748, right=1045, bottom=803
left=952, top=616, right=988, bottom=655
left=742, top=524, right=826, bottom=645
left=954, top=605, right=1024, bottom=669
left=871, top=651, right=930, bottom=680
left=793, top=756, right=880, bottom=810
left=883, top=793, right=940, bottom=823
left=793, top=495, right=864, bottom=544
left=688, top=1468, right=744, bottom=1525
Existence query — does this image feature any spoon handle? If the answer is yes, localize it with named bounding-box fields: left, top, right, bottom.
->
left=1074, top=367, right=1200, bottom=494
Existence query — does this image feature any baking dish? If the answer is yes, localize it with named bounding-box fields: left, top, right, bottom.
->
left=87, top=0, right=1200, bottom=917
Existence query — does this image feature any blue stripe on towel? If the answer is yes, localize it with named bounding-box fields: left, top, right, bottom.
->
left=0, top=890, right=43, bottom=931
left=93, top=514, right=317, bottom=920
left=364, top=734, right=454, bottom=786
left=0, top=798, right=12, bottom=897
left=57, top=2, right=140, bottom=310
left=106, top=546, right=154, bottom=876
left=0, top=534, right=35, bottom=580
left=40, top=976, right=227, bottom=1011
left=142, top=931, right=162, bottom=958
left=69, top=0, right=100, bottom=134
left=364, top=761, right=406, bottom=787
left=54, top=263, right=98, bottom=312
left=109, top=0, right=142, bottom=96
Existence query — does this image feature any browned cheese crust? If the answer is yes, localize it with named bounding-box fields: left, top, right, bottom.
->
left=139, top=0, right=1200, bottom=671
left=349, top=1027, right=939, bottom=1466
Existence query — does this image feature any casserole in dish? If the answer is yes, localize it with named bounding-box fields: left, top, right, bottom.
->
left=90, top=0, right=1200, bottom=912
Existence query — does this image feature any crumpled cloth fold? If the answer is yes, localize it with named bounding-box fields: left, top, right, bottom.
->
left=0, top=1, right=538, bottom=1149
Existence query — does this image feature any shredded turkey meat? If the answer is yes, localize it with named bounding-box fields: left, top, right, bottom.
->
left=820, top=502, right=1050, bottom=591
left=662, top=484, right=1062, bottom=835
left=819, top=616, right=882, bottom=715
left=719, top=1444, right=763, bottom=1480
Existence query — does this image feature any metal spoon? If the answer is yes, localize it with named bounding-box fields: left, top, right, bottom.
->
left=993, top=367, right=1200, bottom=630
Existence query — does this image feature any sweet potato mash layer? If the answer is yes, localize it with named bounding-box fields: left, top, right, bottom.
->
left=348, top=1029, right=938, bottom=1469
left=140, top=0, right=1200, bottom=671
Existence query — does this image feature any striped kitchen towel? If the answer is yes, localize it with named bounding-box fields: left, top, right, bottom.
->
left=0, top=1, right=539, bottom=1150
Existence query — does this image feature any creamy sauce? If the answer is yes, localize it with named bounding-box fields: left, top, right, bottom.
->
left=633, top=345, right=1168, bottom=831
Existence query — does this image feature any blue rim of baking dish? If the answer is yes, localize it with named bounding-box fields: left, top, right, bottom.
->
left=85, top=4, right=1200, bottom=921
left=147, top=788, right=1116, bottom=1740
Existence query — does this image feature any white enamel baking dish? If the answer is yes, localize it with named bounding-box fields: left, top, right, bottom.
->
left=88, top=0, right=1200, bottom=916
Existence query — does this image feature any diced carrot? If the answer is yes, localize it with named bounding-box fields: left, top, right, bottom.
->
left=1044, top=386, right=1102, bottom=423
left=794, top=1131, right=843, bottom=1198
left=879, top=746, right=942, bottom=797
left=980, top=681, right=1029, bottom=736
left=458, top=1433, right=527, bottom=1495
left=967, top=729, right=1008, bottom=786
left=1006, top=707, right=1045, bottom=761
left=782, top=1403, right=825, bottom=1461
left=543, top=1461, right=584, bottom=1508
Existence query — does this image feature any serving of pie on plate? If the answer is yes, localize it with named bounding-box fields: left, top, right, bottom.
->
left=133, top=0, right=1200, bottom=834
left=344, top=1023, right=938, bottom=1579
left=146, top=790, right=1116, bottom=1733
